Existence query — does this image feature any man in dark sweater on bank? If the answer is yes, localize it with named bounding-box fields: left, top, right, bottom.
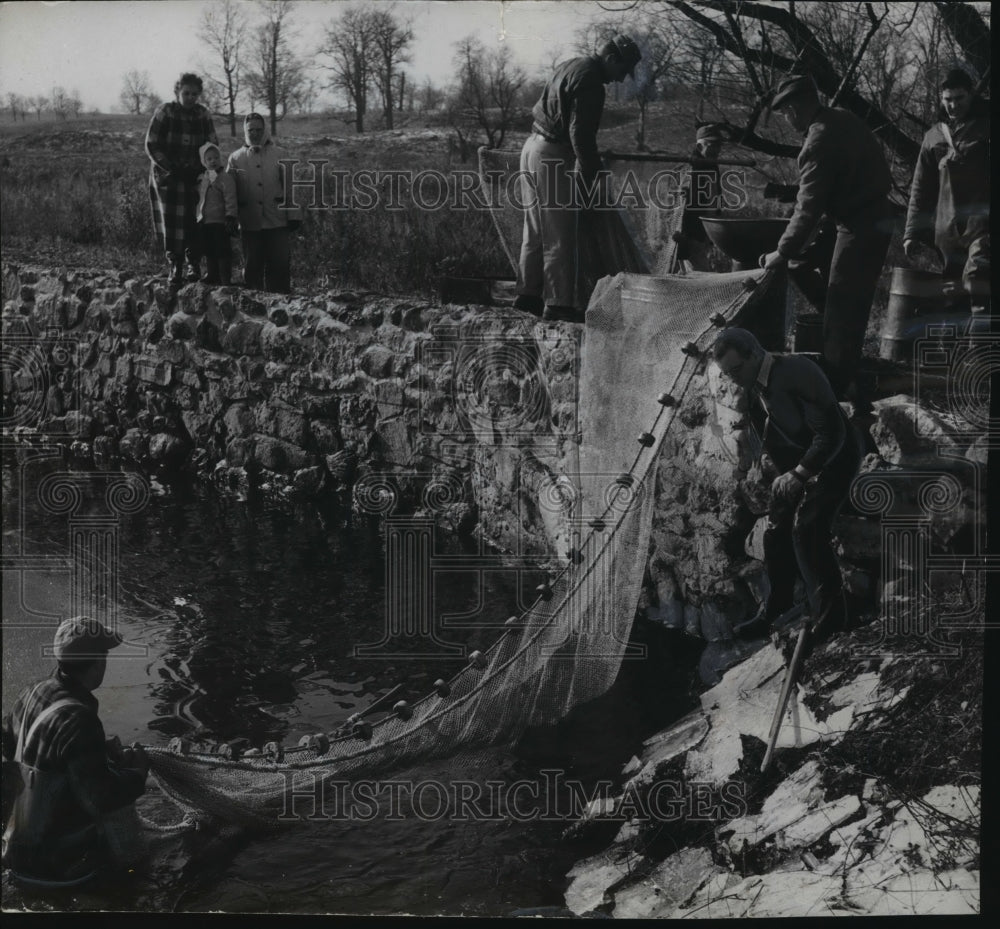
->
left=514, top=34, right=641, bottom=324
left=760, top=74, right=893, bottom=424
left=713, top=328, right=863, bottom=645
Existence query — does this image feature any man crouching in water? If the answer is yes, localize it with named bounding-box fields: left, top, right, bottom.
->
left=2, top=617, right=149, bottom=885
left=713, top=328, right=862, bottom=650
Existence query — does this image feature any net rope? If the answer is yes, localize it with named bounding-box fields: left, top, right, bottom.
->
left=143, top=149, right=775, bottom=830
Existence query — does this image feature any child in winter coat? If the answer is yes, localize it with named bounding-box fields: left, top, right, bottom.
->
left=226, top=113, right=303, bottom=294
left=196, top=142, right=238, bottom=284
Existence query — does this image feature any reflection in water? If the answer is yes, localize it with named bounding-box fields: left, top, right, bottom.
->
left=3, top=451, right=691, bottom=915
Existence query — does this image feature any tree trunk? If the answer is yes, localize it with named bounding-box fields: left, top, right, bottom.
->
left=270, top=40, right=278, bottom=135
left=227, top=71, right=237, bottom=137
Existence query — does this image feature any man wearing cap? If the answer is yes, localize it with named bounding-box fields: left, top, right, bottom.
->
left=712, top=328, right=862, bottom=648
left=2, top=616, right=149, bottom=883
left=514, top=34, right=641, bottom=323
left=904, top=68, right=990, bottom=300
left=760, top=74, right=893, bottom=425
left=674, top=123, right=726, bottom=271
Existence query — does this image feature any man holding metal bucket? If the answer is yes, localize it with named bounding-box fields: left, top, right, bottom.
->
left=759, top=74, right=893, bottom=426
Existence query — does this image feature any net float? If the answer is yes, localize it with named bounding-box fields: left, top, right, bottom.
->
left=168, top=737, right=190, bottom=755
left=219, top=738, right=249, bottom=760
left=637, top=432, right=654, bottom=447
left=657, top=392, right=676, bottom=406
left=352, top=720, right=373, bottom=741
left=393, top=700, right=413, bottom=720
left=263, top=741, right=284, bottom=762
left=433, top=678, right=451, bottom=697
left=468, top=650, right=488, bottom=669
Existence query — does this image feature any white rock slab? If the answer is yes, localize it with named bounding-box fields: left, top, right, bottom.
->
left=626, top=710, right=710, bottom=789
left=816, top=806, right=884, bottom=874
left=721, top=760, right=837, bottom=852
left=687, top=649, right=830, bottom=785
left=670, top=870, right=749, bottom=919
left=844, top=865, right=979, bottom=915
left=612, top=847, right=723, bottom=919
left=678, top=869, right=847, bottom=919
left=564, top=849, right=647, bottom=916
left=779, top=794, right=862, bottom=849
left=922, top=784, right=980, bottom=825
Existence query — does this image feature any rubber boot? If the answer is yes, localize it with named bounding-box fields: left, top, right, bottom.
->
left=167, top=256, right=184, bottom=292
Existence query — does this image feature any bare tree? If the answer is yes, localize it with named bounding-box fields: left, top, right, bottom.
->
left=6, top=93, right=27, bottom=122
left=934, top=0, right=991, bottom=87
left=245, top=0, right=304, bottom=134
left=200, top=0, right=247, bottom=137
left=288, top=73, right=319, bottom=115
left=369, top=7, right=414, bottom=129
left=50, top=87, right=71, bottom=120
left=66, top=89, right=83, bottom=118
left=27, top=95, right=48, bottom=120
left=659, top=0, right=990, bottom=170
left=318, top=5, right=376, bottom=133
left=418, top=77, right=444, bottom=113
left=447, top=36, right=527, bottom=158
left=578, top=19, right=678, bottom=150
left=119, top=70, right=154, bottom=115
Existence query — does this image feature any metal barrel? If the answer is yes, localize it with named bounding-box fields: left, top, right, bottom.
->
left=880, top=268, right=971, bottom=362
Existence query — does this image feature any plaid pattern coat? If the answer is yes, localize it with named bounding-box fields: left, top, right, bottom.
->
left=145, top=102, right=218, bottom=256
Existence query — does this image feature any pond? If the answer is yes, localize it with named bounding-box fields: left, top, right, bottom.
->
left=2, top=449, right=694, bottom=915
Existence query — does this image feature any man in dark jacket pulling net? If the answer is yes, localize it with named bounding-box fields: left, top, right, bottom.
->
left=514, top=34, right=641, bottom=323
left=2, top=617, right=149, bottom=884
left=713, top=328, right=862, bottom=647
left=760, top=75, right=893, bottom=422
left=904, top=68, right=990, bottom=300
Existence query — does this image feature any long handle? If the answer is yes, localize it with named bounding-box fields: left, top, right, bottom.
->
left=353, top=683, right=406, bottom=721
left=602, top=150, right=757, bottom=167
left=761, top=626, right=810, bottom=774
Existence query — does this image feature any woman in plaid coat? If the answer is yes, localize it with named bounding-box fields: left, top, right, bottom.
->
left=145, top=73, right=218, bottom=289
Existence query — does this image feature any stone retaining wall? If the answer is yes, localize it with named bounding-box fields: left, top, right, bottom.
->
left=3, top=263, right=983, bottom=657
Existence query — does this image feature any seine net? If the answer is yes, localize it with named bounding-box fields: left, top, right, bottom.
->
left=145, top=151, right=775, bottom=829
left=477, top=147, right=691, bottom=295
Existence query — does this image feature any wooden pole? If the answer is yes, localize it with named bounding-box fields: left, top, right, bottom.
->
left=602, top=150, right=757, bottom=167
left=760, top=625, right=810, bottom=774
left=355, top=683, right=406, bottom=720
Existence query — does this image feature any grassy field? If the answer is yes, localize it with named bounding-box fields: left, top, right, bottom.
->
left=0, top=101, right=909, bottom=344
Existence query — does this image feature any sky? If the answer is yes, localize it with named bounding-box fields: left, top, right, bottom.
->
left=0, top=0, right=628, bottom=112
